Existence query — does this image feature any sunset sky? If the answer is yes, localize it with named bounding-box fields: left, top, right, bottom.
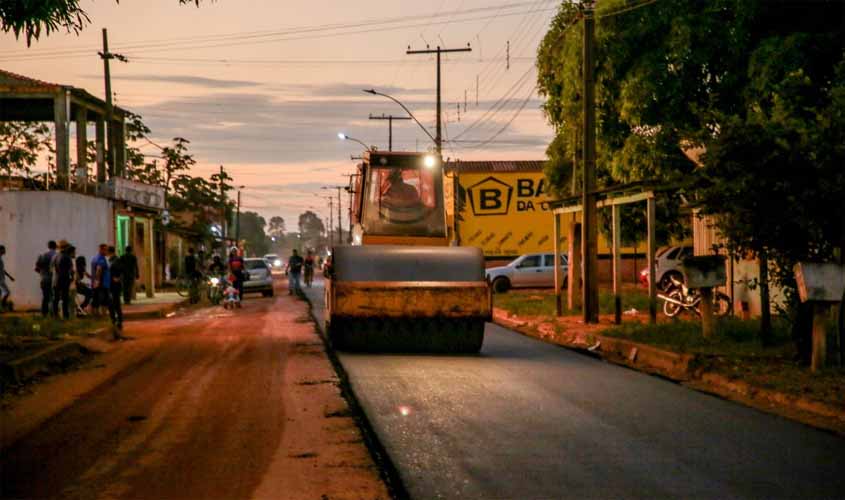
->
left=0, top=0, right=557, bottom=227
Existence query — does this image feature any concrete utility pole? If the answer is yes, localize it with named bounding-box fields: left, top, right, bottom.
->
left=323, top=186, right=344, bottom=245
left=368, top=114, right=411, bottom=151
left=581, top=3, right=599, bottom=323
left=327, top=196, right=334, bottom=247
left=218, top=165, right=228, bottom=239
left=406, top=44, right=472, bottom=154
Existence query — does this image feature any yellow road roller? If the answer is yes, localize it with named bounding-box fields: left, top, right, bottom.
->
left=324, top=151, right=491, bottom=353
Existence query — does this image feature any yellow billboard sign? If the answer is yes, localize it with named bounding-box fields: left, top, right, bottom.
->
left=457, top=172, right=556, bottom=257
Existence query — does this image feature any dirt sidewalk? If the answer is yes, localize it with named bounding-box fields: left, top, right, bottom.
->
left=1, top=291, right=389, bottom=500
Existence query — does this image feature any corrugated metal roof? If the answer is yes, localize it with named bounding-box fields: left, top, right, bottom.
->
left=445, top=160, right=545, bottom=173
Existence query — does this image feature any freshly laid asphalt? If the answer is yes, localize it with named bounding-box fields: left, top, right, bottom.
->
left=305, top=278, right=845, bottom=499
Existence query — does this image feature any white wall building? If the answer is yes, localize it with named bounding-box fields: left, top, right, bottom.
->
left=0, top=191, right=114, bottom=310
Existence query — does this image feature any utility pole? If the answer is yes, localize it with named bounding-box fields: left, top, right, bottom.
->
left=218, top=165, right=228, bottom=239
left=327, top=196, right=334, bottom=247
left=581, top=2, right=599, bottom=323
left=235, top=188, right=242, bottom=244
left=323, top=186, right=344, bottom=245
left=406, top=44, right=472, bottom=154
left=98, top=28, right=126, bottom=178
left=506, top=40, right=510, bottom=70
left=369, top=113, right=411, bottom=151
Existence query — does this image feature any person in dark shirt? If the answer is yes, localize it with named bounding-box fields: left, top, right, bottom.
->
left=107, top=246, right=124, bottom=335
left=184, top=248, right=200, bottom=304
left=0, top=244, right=15, bottom=312
left=52, top=240, right=74, bottom=320
left=208, top=254, right=225, bottom=275
left=35, top=240, right=57, bottom=316
left=287, top=249, right=304, bottom=295
left=121, top=246, right=140, bottom=304
left=227, top=248, right=245, bottom=302
left=74, top=253, right=93, bottom=313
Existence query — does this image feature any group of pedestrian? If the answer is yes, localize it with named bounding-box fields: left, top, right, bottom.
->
left=286, top=249, right=315, bottom=295
left=33, top=240, right=139, bottom=339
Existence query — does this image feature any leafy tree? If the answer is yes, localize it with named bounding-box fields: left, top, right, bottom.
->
left=537, top=0, right=845, bottom=347
left=237, top=211, right=269, bottom=256
left=267, top=216, right=286, bottom=239
left=0, top=122, right=53, bottom=177
left=298, top=211, right=325, bottom=250
left=1, top=0, right=204, bottom=45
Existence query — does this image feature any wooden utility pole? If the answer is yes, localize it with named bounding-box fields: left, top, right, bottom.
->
left=406, top=44, right=472, bottom=154
left=98, top=28, right=126, bottom=178
left=369, top=114, right=411, bottom=151
left=581, top=4, right=599, bottom=323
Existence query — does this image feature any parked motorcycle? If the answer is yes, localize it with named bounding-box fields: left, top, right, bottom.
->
left=659, top=275, right=730, bottom=318
left=207, top=275, right=224, bottom=305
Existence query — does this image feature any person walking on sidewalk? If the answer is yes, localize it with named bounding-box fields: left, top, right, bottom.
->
left=34, top=240, right=57, bottom=316
left=108, top=246, right=124, bottom=334
left=91, top=244, right=111, bottom=317
left=0, top=245, right=14, bottom=312
left=121, top=246, right=139, bottom=305
left=51, top=240, right=74, bottom=320
left=287, top=249, right=304, bottom=295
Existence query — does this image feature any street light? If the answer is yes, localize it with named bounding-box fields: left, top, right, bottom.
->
left=362, top=88, right=437, bottom=149
left=337, top=132, right=372, bottom=151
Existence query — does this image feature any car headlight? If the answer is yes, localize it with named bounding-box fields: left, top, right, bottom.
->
left=274, top=259, right=282, bottom=267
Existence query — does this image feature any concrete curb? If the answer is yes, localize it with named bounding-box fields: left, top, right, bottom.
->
left=123, top=299, right=188, bottom=321
left=1, top=342, right=90, bottom=386
left=493, top=313, right=845, bottom=435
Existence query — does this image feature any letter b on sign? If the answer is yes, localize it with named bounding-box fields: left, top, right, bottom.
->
left=480, top=189, right=502, bottom=210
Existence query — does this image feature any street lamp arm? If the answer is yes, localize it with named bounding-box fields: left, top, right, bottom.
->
left=347, top=137, right=370, bottom=150
left=363, top=89, right=436, bottom=145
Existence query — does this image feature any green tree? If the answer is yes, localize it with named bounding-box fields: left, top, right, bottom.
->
left=1, top=0, right=204, bottom=45
left=0, top=122, right=53, bottom=177
left=237, top=211, right=269, bottom=256
left=537, top=0, right=845, bottom=346
left=298, top=211, right=325, bottom=250
left=267, top=216, right=286, bottom=239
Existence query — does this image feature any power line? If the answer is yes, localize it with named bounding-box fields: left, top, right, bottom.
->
left=597, top=0, right=661, bottom=18
left=1, top=3, right=557, bottom=61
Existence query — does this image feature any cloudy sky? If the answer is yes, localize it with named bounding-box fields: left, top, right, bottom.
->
left=0, top=0, right=557, bottom=227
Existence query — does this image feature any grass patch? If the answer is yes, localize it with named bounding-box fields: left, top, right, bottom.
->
left=0, top=316, right=108, bottom=341
left=599, top=317, right=793, bottom=356
left=494, top=286, right=651, bottom=317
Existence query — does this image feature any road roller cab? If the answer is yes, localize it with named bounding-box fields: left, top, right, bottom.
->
left=325, top=151, right=491, bottom=353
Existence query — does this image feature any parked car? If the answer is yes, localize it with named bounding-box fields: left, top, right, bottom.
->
left=639, top=245, right=693, bottom=290
left=263, top=253, right=282, bottom=270
left=244, top=258, right=274, bottom=297
left=485, top=253, right=569, bottom=293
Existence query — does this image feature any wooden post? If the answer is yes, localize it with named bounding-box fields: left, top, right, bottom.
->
left=95, top=119, right=106, bottom=183
left=612, top=203, right=622, bottom=324
left=54, top=92, right=70, bottom=189
left=647, top=196, right=657, bottom=324
left=568, top=220, right=582, bottom=311
left=700, top=287, right=714, bottom=338
left=554, top=212, right=562, bottom=316
left=811, top=303, right=829, bottom=372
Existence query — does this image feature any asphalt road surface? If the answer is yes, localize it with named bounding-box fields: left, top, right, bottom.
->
left=305, top=278, right=845, bottom=500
